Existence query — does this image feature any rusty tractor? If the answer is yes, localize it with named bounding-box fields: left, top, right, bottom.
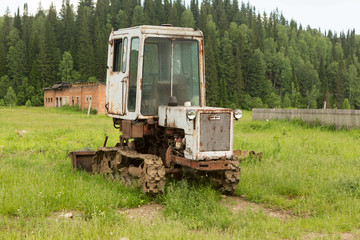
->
left=70, top=25, right=246, bottom=195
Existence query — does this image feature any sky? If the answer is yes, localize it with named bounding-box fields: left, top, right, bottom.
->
left=1, top=0, right=359, bottom=34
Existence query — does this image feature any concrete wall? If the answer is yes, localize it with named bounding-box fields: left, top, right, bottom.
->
left=252, top=108, right=360, bottom=129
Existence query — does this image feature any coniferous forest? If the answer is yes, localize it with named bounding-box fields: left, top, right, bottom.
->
left=1, top=0, right=360, bottom=110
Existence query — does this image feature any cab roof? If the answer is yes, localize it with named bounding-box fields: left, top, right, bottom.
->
left=112, top=25, right=203, bottom=37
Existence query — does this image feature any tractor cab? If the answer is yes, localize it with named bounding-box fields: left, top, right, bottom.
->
left=106, top=25, right=205, bottom=119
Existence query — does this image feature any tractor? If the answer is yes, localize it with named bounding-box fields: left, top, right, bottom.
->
left=70, top=25, right=243, bottom=194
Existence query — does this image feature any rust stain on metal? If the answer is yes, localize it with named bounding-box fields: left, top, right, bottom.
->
left=171, top=155, right=232, bottom=171
left=69, top=150, right=96, bottom=172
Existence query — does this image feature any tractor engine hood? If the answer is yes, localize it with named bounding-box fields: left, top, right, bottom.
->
left=158, top=105, right=234, bottom=160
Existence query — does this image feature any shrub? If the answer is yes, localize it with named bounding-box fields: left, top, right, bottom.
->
left=342, top=98, right=350, bottom=109
left=282, top=93, right=291, bottom=108
left=25, top=99, right=32, bottom=108
left=31, top=95, right=42, bottom=106
left=251, top=97, right=265, bottom=108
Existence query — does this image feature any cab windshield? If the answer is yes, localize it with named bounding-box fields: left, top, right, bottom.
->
left=141, top=38, right=200, bottom=116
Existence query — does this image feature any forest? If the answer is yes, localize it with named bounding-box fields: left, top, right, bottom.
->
left=1, top=0, right=360, bottom=110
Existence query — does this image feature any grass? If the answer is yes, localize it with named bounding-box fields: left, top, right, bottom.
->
left=0, top=106, right=360, bottom=239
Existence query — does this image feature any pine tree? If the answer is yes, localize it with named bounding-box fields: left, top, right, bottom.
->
left=59, top=0, right=76, bottom=55
left=131, top=6, right=145, bottom=26
left=7, top=40, right=27, bottom=91
left=76, top=3, right=95, bottom=80
left=180, top=9, right=195, bottom=28
left=93, top=0, right=109, bottom=81
left=44, top=4, right=61, bottom=86
left=204, top=15, right=219, bottom=106
left=59, top=51, right=74, bottom=82
left=0, top=75, right=10, bottom=99
left=247, top=49, right=268, bottom=100
left=115, top=10, right=130, bottom=29
left=4, top=87, right=17, bottom=108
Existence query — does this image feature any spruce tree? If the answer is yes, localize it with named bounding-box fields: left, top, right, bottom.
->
left=59, top=51, right=74, bottom=82
left=4, top=87, right=17, bottom=108
left=76, top=3, right=95, bottom=80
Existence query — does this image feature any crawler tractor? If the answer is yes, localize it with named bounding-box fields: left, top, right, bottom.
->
left=70, top=25, right=243, bottom=194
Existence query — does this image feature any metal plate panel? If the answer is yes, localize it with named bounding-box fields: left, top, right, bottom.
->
left=199, top=113, right=230, bottom=152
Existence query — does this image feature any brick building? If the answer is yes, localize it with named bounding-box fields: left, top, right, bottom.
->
left=43, top=82, right=106, bottom=114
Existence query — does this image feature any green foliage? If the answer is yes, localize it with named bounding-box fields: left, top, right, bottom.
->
left=25, top=99, right=32, bottom=107
left=266, top=92, right=281, bottom=108
left=31, top=95, right=42, bottom=106
left=0, top=75, right=10, bottom=99
left=0, top=0, right=360, bottom=110
left=251, top=97, right=266, bottom=108
left=179, top=9, right=195, bottom=28
left=59, top=51, right=74, bottom=83
left=342, top=98, right=350, bottom=109
left=1, top=109, right=360, bottom=238
left=88, top=76, right=98, bottom=82
left=247, top=49, right=268, bottom=100
left=4, top=87, right=17, bottom=108
left=0, top=99, right=5, bottom=106
left=282, top=93, right=291, bottom=108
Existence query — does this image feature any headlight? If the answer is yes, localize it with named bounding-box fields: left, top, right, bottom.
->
left=186, top=109, right=196, bottom=120
left=234, top=109, right=243, bottom=120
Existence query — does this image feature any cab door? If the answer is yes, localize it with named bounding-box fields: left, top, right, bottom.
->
left=106, top=34, right=128, bottom=115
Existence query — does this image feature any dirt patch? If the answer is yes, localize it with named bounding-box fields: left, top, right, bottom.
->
left=51, top=210, right=82, bottom=221
left=302, top=231, right=359, bottom=240
left=120, top=204, right=163, bottom=223
left=220, top=196, right=294, bottom=220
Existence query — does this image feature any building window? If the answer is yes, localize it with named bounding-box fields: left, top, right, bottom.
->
left=89, top=95, right=92, bottom=102
left=72, top=99, right=74, bottom=106
left=56, top=97, right=59, bottom=107
left=77, top=96, right=79, bottom=105
left=51, top=98, right=53, bottom=102
left=85, top=96, right=88, bottom=102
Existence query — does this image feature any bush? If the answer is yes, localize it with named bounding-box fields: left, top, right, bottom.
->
left=90, top=108, right=97, bottom=115
left=251, top=97, right=265, bottom=109
left=266, top=92, right=281, bottom=108
left=342, top=98, right=350, bottom=109
left=0, top=99, right=5, bottom=106
left=282, top=93, right=291, bottom=108
left=31, top=95, right=42, bottom=106
left=59, top=105, right=81, bottom=112
left=240, top=94, right=252, bottom=110
left=25, top=99, right=32, bottom=108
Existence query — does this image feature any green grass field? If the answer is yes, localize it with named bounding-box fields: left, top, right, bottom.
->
left=1, top=107, right=359, bottom=239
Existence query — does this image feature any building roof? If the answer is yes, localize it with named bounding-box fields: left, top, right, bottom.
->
left=43, top=82, right=105, bottom=91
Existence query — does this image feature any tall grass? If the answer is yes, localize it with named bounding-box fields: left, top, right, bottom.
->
left=234, top=112, right=360, bottom=231
left=1, top=107, right=360, bottom=239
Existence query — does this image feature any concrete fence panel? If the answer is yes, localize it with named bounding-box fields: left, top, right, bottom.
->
left=252, top=108, right=360, bottom=129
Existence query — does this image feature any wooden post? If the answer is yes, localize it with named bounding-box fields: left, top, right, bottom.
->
left=87, top=98, right=92, bottom=118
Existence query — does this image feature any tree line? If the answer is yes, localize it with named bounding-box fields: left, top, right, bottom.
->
left=1, top=0, right=360, bottom=110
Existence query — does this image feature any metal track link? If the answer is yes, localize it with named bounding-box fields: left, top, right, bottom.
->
left=139, top=155, right=166, bottom=194
left=209, top=159, right=240, bottom=194
left=92, top=147, right=166, bottom=195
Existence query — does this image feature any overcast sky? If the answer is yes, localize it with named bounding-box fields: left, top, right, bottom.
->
left=1, top=0, right=359, bottom=34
